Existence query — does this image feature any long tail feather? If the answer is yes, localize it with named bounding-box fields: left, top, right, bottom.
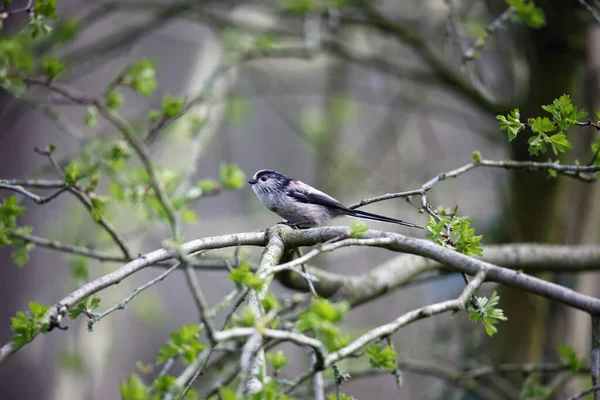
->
left=346, top=209, right=423, bottom=229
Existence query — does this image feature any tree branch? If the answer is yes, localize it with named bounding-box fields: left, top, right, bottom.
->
left=277, top=243, right=600, bottom=305
left=10, top=232, right=126, bottom=263
left=285, top=269, right=487, bottom=394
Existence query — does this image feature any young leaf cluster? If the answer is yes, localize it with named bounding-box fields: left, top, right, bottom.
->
left=229, top=262, right=264, bottom=291
left=68, top=296, right=101, bottom=319
left=10, top=301, right=50, bottom=350
left=0, top=196, right=35, bottom=266
left=557, top=344, right=586, bottom=372
left=349, top=220, right=369, bottom=238
left=497, top=95, right=586, bottom=156
left=120, top=374, right=200, bottom=400
left=426, top=212, right=483, bottom=257
left=220, top=163, right=246, bottom=190
left=366, top=344, right=398, bottom=372
left=156, top=324, right=206, bottom=365
left=296, top=298, right=350, bottom=351
left=467, top=291, right=507, bottom=336
left=266, top=350, right=290, bottom=375
left=519, top=376, right=551, bottom=400
left=506, top=0, right=546, bottom=29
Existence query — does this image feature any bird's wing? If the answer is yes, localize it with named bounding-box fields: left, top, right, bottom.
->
left=286, top=182, right=349, bottom=211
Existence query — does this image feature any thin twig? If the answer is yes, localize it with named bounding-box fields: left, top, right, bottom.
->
left=568, top=384, right=600, bottom=400
left=87, top=262, right=183, bottom=331
left=10, top=232, right=126, bottom=262
left=284, top=269, right=487, bottom=394
left=0, top=183, right=69, bottom=204
left=578, top=0, right=600, bottom=25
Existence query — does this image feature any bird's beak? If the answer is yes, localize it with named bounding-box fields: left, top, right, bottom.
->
left=248, top=179, right=257, bottom=185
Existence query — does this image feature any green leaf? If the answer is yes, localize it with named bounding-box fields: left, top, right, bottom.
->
left=558, top=344, right=585, bottom=372
left=0, top=195, right=25, bottom=223
left=497, top=108, right=524, bottom=141
left=69, top=297, right=101, bottom=319
left=468, top=291, right=507, bottom=336
left=156, top=324, right=205, bottom=365
left=35, top=0, right=58, bottom=19
left=120, top=375, right=148, bottom=400
left=151, top=375, right=177, bottom=397
left=220, top=163, right=246, bottom=190
left=148, top=109, right=161, bottom=124
left=54, top=19, right=80, bottom=43
left=506, top=0, right=546, bottom=28
left=472, top=150, right=481, bottom=163
left=10, top=301, right=50, bottom=350
left=11, top=243, right=34, bottom=267
left=349, top=220, right=368, bottom=238
left=296, top=299, right=350, bottom=351
left=541, top=94, right=587, bottom=131
left=519, top=375, right=551, bottom=400
left=63, top=161, right=79, bottom=185
left=229, top=262, right=263, bottom=290
left=530, top=117, right=555, bottom=134
left=125, top=58, right=157, bottom=97
left=105, top=90, right=124, bottom=111
left=548, top=132, right=572, bottom=155
left=220, top=387, right=238, bottom=400
left=41, top=57, right=64, bottom=78
left=266, top=350, right=290, bottom=372
left=29, top=301, right=50, bottom=319
left=197, top=179, right=220, bottom=193
left=162, top=95, right=185, bottom=119
left=527, top=134, right=546, bottom=156
left=232, top=307, right=256, bottom=328
left=366, top=344, right=397, bottom=372
left=84, top=107, right=97, bottom=127
left=260, top=292, right=279, bottom=313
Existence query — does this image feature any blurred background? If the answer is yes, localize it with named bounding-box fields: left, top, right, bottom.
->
left=1, top=0, right=599, bottom=399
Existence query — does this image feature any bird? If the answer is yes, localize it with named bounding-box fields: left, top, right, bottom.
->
left=248, top=169, right=422, bottom=229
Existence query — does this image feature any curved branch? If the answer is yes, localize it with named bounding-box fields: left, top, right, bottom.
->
left=277, top=243, right=600, bottom=305
left=0, top=231, right=266, bottom=364
left=3, top=226, right=600, bottom=366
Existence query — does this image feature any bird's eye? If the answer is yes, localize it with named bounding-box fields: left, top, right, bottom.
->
left=260, top=176, right=267, bottom=182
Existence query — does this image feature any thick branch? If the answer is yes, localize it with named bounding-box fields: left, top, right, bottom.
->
left=277, top=243, right=600, bottom=305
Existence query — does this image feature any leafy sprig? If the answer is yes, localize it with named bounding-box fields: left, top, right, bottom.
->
left=468, top=291, right=508, bottom=336
left=10, top=301, right=50, bottom=350
left=497, top=94, right=587, bottom=156
left=156, top=324, right=206, bottom=365
left=296, top=298, right=350, bottom=351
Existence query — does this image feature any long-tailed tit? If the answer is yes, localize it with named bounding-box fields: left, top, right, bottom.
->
left=248, top=169, right=422, bottom=229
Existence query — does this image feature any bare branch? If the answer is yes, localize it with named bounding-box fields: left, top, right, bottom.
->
left=277, top=243, right=600, bottom=304
left=0, top=183, right=69, bottom=204
left=568, top=384, right=600, bottom=400
left=10, top=232, right=126, bottom=263
left=87, top=261, right=183, bottom=331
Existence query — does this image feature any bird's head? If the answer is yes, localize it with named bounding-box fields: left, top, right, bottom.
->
left=248, top=169, right=290, bottom=194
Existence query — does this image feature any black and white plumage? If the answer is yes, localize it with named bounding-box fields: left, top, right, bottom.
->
left=248, top=169, right=422, bottom=229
